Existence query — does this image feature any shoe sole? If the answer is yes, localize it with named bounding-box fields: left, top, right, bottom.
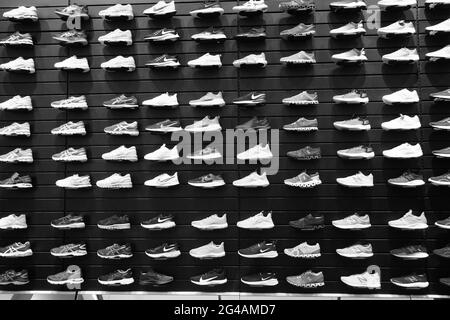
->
left=191, top=279, right=227, bottom=286
left=337, top=152, right=374, bottom=159
left=192, top=223, right=228, bottom=230
left=241, top=279, right=279, bottom=286
left=52, top=156, right=87, bottom=162
left=104, top=104, right=139, bottom=109
left=0, top=158, right=33, bottom=163
left=188, top=64, right=222, bottom=68
left=53, top=130, right=86, bottom=136
left=388, top=181, right=425, bottom=187
left=288, top=154, right=321, bottom=160
left=0, top=225, right=27, bottom=230
left=98, top=278, right=134, bottom=286
left=331, top=32, right=365, bottom=39
left=188, top=181, right=225, bottom=188
left=141, top=221, right=176, bottom=229
left=287, top=280, right=324, bottom=288
left=47, top=278, right=84, bottom=285
left=97, top=253, right=133, bottom=259
left=233, top=183, right=270, bottom=188
left=101, top=40, right=133, bottom=46
left=283, top=127, right=318, bottom=132
left=0, top=183, right=32, bottom=189
left=337, top=253, right=373, bottom=259
left=144, top=11, right=177, bottom=18
left=97, top=223, right=131, bottom=230
left=435, top=222, right=450, bottom=229
left=285, top=252, right=321, bottom=259
left=388, top=223, right=428, bottom=230
left=238, top=251, right=278, bottom=258
left=283, top=100, right=318, bottom=105
left=96, top=183, right=133, bottom=189
left=290, top=224, right=324, bottom=231
left=332, top=223, right=371, bottom=229
left=281, top=60, right=316, bottom=64
left=103, top=67, right=136, bottom=72
left=187, top=154, right=222, bottom=160
left=57, top=67, right=90, bottom=73
left=391, top=281, right=429, bottom=289
left=184, top=126, right=222, bottom=133
left=392, top=253, right=429, bottom=259
left=145, top=251, right=180, bottom=259
left=0, top=281, right=29, bottom=285
left=102, top=156, right=137, bottom=162
left=51, top=251, right=87, bottom=257
left=104, top=131, right=139, bottom=136
left=51, top=223, right=85, bottom=229
left=284, top=180, right=322, bottom=188
left=0, top=250, right=33, bottom=258
left=334, top=125, right=371, bottom=131
left=189, top=253, right=226, bottom=259
left=282, top=31, right=315, bottom=39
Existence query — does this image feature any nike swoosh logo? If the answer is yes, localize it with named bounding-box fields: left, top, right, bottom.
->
left=251, top=94, right=263, bottom=99
left=199, top=276, right=217, bottom=284
left=158, top=218, right=171, bottom=223
left=163, top=246, right=174, bottom=252
left=260, top=248, right=271, bottom=253
left=161, top=30, right=173, bottom=35
left=261, top=276, right=272, bottom=281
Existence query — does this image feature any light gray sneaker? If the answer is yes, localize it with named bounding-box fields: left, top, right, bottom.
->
left=284, top=242, right=321, bottom=258
left=286, top=270, right=325, bottom=288
left=280, top=51, right=316, bottom=64
left=284, top=171, right=322, bottom=188
left=104, top=121, right=139, bottom=136
left=283, top=118, right=318, bottom=131
left=0, top=148, right=33, bottom=163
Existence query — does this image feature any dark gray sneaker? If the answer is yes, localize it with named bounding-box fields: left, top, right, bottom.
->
left=235, top=27, right=266, bottom=40
left=283, top=118, right=318, bottom=131
left=280, top=23, right=316, bottom=38
left=435, top=216, right=450, bottom=229
left=388, top=171, right=425, bottom=188
left=235, top=117, right=270, bottom=131
left=188, top=174, right=225, bottom=188
left=139, top=268, right=174, bottom=286
left=286, top=270, right=324, bottom=287
left=145, top=119, right=182, bottom=133
left=103, top=94, right=138, bottom=109
left=287, top=146, right=321, bottom=160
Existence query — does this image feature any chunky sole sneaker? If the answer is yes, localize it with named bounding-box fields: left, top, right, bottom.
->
left=0, top=156, right=33, bottom=163
left=145, top=251, right=180, bottom=259
left=53, top=129, right=86, bottom=136
left=391, top=252, right=429, bottom=259
left=98, top=278, right=134, bottom=286
left=191, top=7, right=224, bottom=18
left=388, top=180, right=425, bottom=187
left=47, top=278, right=84, bottom=285
left=284, top=126, right=318, bottom=132
left=51, top=250, right=87, bottom=257
left=288, top=154, right=321, bottom=160
left=188, top=181, right=225, bottom=188
left=97, top=223, right=131, bottom=230
left=337, top=150, right=374, bottom=159
left=238, top=251, right=278, bottom=258
left=233, top=100, right=265, bottom=106
left=0, top=224, right=27, bottom=230
left=97, top=252, right=133, bottom=259
left=241, top=278, right=279, bottom=287
left=51, top=222, right=85, bottom=229
left=283, top=99, right=318, bottom=105
left=233, top=182, right=270, bottom=188
left=0, top=280, right=29, bottom=285
left=290, top=223, right=324, bottom=231
left=191, top=278, right=227, bottom=286
left=284, top=179, right=322, bottom=188
left=333, top=97, right=369, bottom=104
left=341, top=278, right=380, bottom=289
left=0, top=182, right=32, bottom=189
left=287, top=278, right=324, bottom=288
left=284, top=250, right=321, bottom=259
left=0, top=250, right=33, bottom=258
left=334, top=123, right=370, bottom=131
left=141, top=221, right=176, bottom=230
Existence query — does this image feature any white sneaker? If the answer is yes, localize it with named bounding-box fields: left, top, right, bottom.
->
left=336, top=243, right=374, bottom=258
left=51, top=121, right=86, bottom=135
left=426, top=18, right=450, bottom=35
left=378, top=0, right=417, bottom=10
left=284, top=242, right=321, bottom=258
left=237, top=144, right=273, bottom=161
left=0, top=148, right=33, bottom=163
left=330, top=21, right=366, bottom=38
left=0, top=214, right=27, bottom=229
left=101, top=56, right=135, bottom=71
left=189, top=92, right=225, bottom=107
left=187, top=145, right=222, bottom=160
left=388, top=210, right=428, bottom=229
left=233, top=172, right=270, bottom=188
left=184, top=116, right=221, bottom=132
left=101, top=146, right=138, bottom=162
left=96, top=173, right=133, bottom=189
left=382, top=88, right=419, bottom=105
left=142, top=93, right=178, bottom=107
left=51, top=96, right=88, bottom=110
left=0, top=122, right=30, bottom=137
left=52, top=147, right=87, bottom=162
left=54, top=55, right=89, bottom=72
left=341, top=271, right=381, bottom=289
left=0, top=95, right=33, bottom=111
left=381, top=114, right=421, bottom=130
left=56, top=174, right=92, bottom=189
left=187, top=53, right=222, bottom=68
left=98, top=29, right=133, bottom=46
left=144, top=144, right=179, bottom=161
left=426, top=45, right=450, bottom=61
left=189, top=242, right=225, bottom=259
left=143, top=0, right=176, bottom=16
left=330, top=0, right=367, bottom=10
left=191, top=214, right=228, bottom=230
left=233, top=0, right=268, bottom=12
left=237, top=211, right=274, bottom=229
left=336, top=172, right=374, bottom=187
left=331, top=48, right=368, bottom=64
left=382, top=48, right=419, bottom=64
left=377, top=20, right=416, bottom=38
left=144, top=173, right=179, bottom=187
left=382, top=143, right=423, bottom=158
left=332, top=213, right=372, bottom=230
left=233, top=53, right=267, bottom=68
left=99, top=4, right=134, bottom=20
left=3, top=6, right=38, bottom=21
left=104, top=121, right=139, bottom=136
left=0, top=57, right=35, bottom=73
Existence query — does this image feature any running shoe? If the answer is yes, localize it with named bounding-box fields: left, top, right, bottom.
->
left=0, top=57, right=35, bottom=73
left=282, top=91, right=318, bottom=105
left=241, top=273, right=278, bottom=287
left=0, top=32, right=33, bottom=47
left=189, top=92, right=225, bottom=107
left=97, top=214, right=130, bottom=230
left=0, top=214, right=27, bottom=230
left=190, top=269, right=227, bottom=286
left=377, top=20, right=416, bottom=38
left=391, top=274, right=429, bottom=289
left=52, top=148, right=87, bottom=162
left=101, top=146, right=138, bottom=162
left=51, top=243, right=87, bottom=258
left=54, top=55, right=90, bottom=72
left=190, top=0, right=224, bottom=18
left=98, top=269, right=134, bottom=286
left=142, top=93, right=178, bottom=107
left=336, top=172, right=374, bottom=187
left=55, top=4, right=89, bottom=20
left=233, top=171, right=270, bottom=187
left=144, top=172, right=179, bottom=188
left=0, top=173, right=32, bottom=189
left=146, top=54, right=180, bottom=68
left=144, top=28, right=179, bottom=42
left=235, top=117, right=270, bottom=131
left=332, top=48, right=367, bottom=64
left=51, top=96, right=88, bottom=110
left=99, top=4, right=134, bottom=21
left=0, top=270, right=29, bottom=285
left=187, top=53, right=222, bottom=68
left=53, top=30, right=88, bottom=46
left=430, top=89, right=450, bottom=102
left=98, top=29, right=132, bottom=46
left=141, top=214, right=176, bottom=230
left=101, top=56, right=136, bottom=72
left=289, top=214, right=324, bottom=230
left=382, top=48, right=419, bottom=64
left=333, top=90, right=368, bottom=104
left=391, top=245, right=428, bottom=259
left=188, top=173, right=225, bottom=188
left=232, top=0, right=268, bottom=14
left=104, top=121, right=139, bottom=136
left=55, top=174, right=92, bottom=189
left=97, top=243, right=133, bottom=259
left=235, top=27, right=266, bottom=40
left=388, top=210, right=428, bottom=229
left=47, top=266, right=84, bottom=285
left=237, top=144, right=272, bottom=161
left=143, top=0, right=176, bottom=18
left=233, top=53, right=267, bottom=68
left=0, top=95, right=33, bottom=111
left=284, top=171, right=321, bottom=188
left=280, top=51, right=316, bottom=64
left=189, top=241, right=225, bottom=259
left=51, top=121, right=86, bottom=135
left=279, top=0, right=315, bottom=13
left=286, top=270, right=324, bottom=288
left=144, top=144, right=179, bottom=161
left=0, top=242, right=32, bottom=258
left=145, top=243, right=180, bottom=259
left=284, top=242, right=321, bottom=258
left=238, top=241, right=278, bottom=258
left=336, top=243, right=373, bottom=258
left=330, top=21, right=366, bottom=38
left=145, top=119, right=182, bottom=133
left=332, top=213, right=371, bottom=229
left=283, top=117, right=318, bottom=131
left=330, top=0, right=367, bottom=11
left=334, top=116, right=371, bottom=131
left=388, top=171, right=425, bottom=187
left=382, top=143, right=423, bottom=158
left=187, top=145, right=222, bottom=161
left=428, top=172, right=450, bottom=186
left=337, top=145, right=375, bottom=159
left=96, top=173, right=133, bottom=189
left=139, top=269, right=174, bottom=286
left=341, top=270, right=381, bottom=289
left=233, top=92, right=266, bottom=105
left=287, top=146, right=321, bottom=160
left=191, top=214, right=228, bottom=230
left=185, top=116, right=221, bottom=132
left=0, top=148, right=33, bottom=163
left=51, top=214, right=85, bottom=229
left=280, top=23, right=315, bottom=39
left=3, top=6, right=38, bottom=22
left=191, top=27, right=226, bottom=43
left=0, top=122, right=30, bottom=137
left=381, top=114, right=421, bottom=130
left=430, top=117, right=450, bottom=130
left=237, top=211, right=274, bottom=230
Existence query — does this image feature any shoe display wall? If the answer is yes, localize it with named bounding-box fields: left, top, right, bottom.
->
left=0, top=0, right=448, bottom=298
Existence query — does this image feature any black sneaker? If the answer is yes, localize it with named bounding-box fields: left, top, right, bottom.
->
left=146, top=54, right=180, bottom=69
left=235, top=116, right=270, bottom=131
left=139, top=268, right=174, bottom=286
left=51, top=214, right=85, bottom=229
left=145, top=242, right=181, bottom=259
left=141, top=214, right=176, bottom=230
left=238, top=241, right=278, bottom=258
left=98, top=269, right=134, bottom=286
left=55, top=4, right=89, bottom=20
left=190, top=0, right=225, bottom=18
left=241, top=272, right=279, bottom=286
left=97, top=214, right=130, bottom=230
left=0, top=172, right=32, bottom=189
left=97, top=243, right=133, bottom=259
left=235, top=27, right=267, bottom=40
left=103, top=94, right=138, bottom=109
left=145, top=119, right=182, bottom=133
left=53, top=30, right=88, bottom=46
left=0, top=269, right=29, bottom=285
left=190, top=268, right=227, bottom=286
left=0, top=32, right=33, bottom=47
left=233, top=92, right=266, bottom=106
left=289, top=214, right=325, bottom=230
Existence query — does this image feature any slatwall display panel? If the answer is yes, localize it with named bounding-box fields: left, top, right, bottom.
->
left=0, top=0, right=449, bottom=295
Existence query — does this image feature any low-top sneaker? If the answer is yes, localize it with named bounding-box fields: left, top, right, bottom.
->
left=382, top=143, right=423, bottom=158
left=433, top=244, right=450, bottom=258
left=0, top=242, right=32, bottom=258
left=0, top=95, right=33, bottom=111
left=51, top=214, right=85, bottom=229
left=191, top=27, right=226, bottom=42
left=0, top=173, right=32, bottom=189
left=238, top=241, right=278, bottom=258
left=0, top=122, right=30, bottom=137
left=377, top=20, right=416, bottom=38
left=97, top=243, right=133, bottom=259
left=280, top=51, right=316, bottom=64
left=235, top=117, right=270, bottom=131
left=336, top=243, right=373, bottom=258
left=233, top=92, right=266, bottom=106
left=190, top=0, right=224, bottom=18
left=284, top=171, right=322, bottom=188
left=3, top=6, right=38, bottom=22
left=190, top=269, right=227, bottom=286
left=144, top=144, right=179, bottom=161
left=54, top=56, right=90, bottom=73
left=97, top=214, right=130, bottom=230
left=430, top=117, right=450, bottom=130
left=51, top=121, right=86, bottom=135
left=141, top=214, right=176, bottom=230
left=101, top=56, right=136, bottom=72
left=330, top=21, right=366, bottom=38
left=52, top=147, right=87, bottom=162
left=55, top=174, right=92, bottom=189
left=388, top=210, right=428, bottom=229
left=432, top=146, right=450, bottom=158
left=334, top=116, right=371, bottom=131
left=144, top=173, right=179, bottom=188
left=188, top=173, right=225, bottom=188
left=146, top=119, right=182, bottom=133
left=187, top=145, right=222, bottom=161
left=279, top=0, right=315, bottom=13
left=337, top=172, right=374, bottom=187
left=189, top=241, right=225, bottom=259
left=280, top=23, right=315, bottom=38
left=0, top=214, right=27, bottom=230
left=241, top=273, right=278, bottom=287
left=99, top=4, right=134, bottom=20
left=233, top=53, right=267, bottom=68
left=185, top=116, right=221, bottom=132
left=283, top=91, right=318, bottom=105
left=332, top=48, right=368, bottom=64
left=332, top=213, right=371, bottom=229
left=0, top=57, right=35, bottom=74
left=428, top=172, right=450, bottom=186
left=283, top=117, right=318, bottom=131
left=102, top=146, right=138, bottom=162
left=237, top=211, right=274, bottom=230
left=391, top=245, right=428, bottom=259
left=430, top=89, right=450, bottom=102
left=53, top=30, right=88, bottom=46
left=51, top=96, right=88, bottom=110
left=232, top=0, right=269, bottom=14
left=0, top=148, right=33, bottom=163
left=390, top=274, right=429, bottom=289
left=51, top=243, right=87, bottom=257
left=341, top=270, right=381, bottom=289
left=139, top=268, right=174, bottom=286
left=287, top=146, right=321, bottom=160
left=284, top=242, right=321, bottom=258
left=235, top=27, right=266, bottom=40
left=426, top=18, right=450, bottom=35
left=146, top=54, right=180, bottom=69
left=289, top=214, right=325, bottom=230
left=144, top=28, right=179, bottom=42
left=145, top=242, right=180, bottom=259
left=232, top=172, right=270, bottom=188
left=191, top=214, right=228, bottom=230
left=187, top=53, right=222, bottom=68
left=143, top=0, right=176, bottom=17
left=143, top=93, right=178, bottom=107
left=330, top=0, right=367, bottom=11
left=378, top=0, right=417, bottom=10
left=237, top=144, right=272, bottom=161
left=104, top=121, right=139, bottom=136
left=98, top=269, right=134, bottom=286
left=388, top=171, right=425, bottom=187
left=47, top=266, right=83, bottom=285
left=55, top=4, right=89, bottom=20
left=98, top=29, right=132, bottom=46
left=381, top=114, right=421, bottom=130
left=382, top=48, right=419, bottom=64
left=96, top=173, right=133, bottom=189
left=286, top=270, right=325, bottom=288
left=189, top=92, right=225, bottom=107
left=333, top=90, right=368, bottom=104
left=337, top=145, right=375, bottom=159
left=0, top=32, right=33, bottom=47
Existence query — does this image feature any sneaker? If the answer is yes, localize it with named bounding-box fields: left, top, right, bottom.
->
left=143, top=93, right=178, bottom=107
left=332, top=48, right=368, bottom=64
left=283, top=117, right=318, bottom=131
left=279, top=0, right=316, bottom=13
left=337, top=172, right=374, bottom=187
left=332, top=213, right=371, bottom=229
left=3, top=6, right=38, bottom=22
left=51, top=121, right=86, bottom=135
left=241, top=273, right=278, bottom=286
left=287, top=146, right=321, bottom=160
left=97, top=214, right=130, bottom=230
left=144, top=144, right=179, bottom=161
left=191, top=269, right=227, bottom=286
left=55, top=4, right=89, bottom=20
left=388, top=171, right=425, bottom=187
left=0, top=173, right=32, bottom=189
left=235, top=116, right=270, bottom=131
left=289, top=214, right=324, bottom=230
left=51, top=96, right=88, bottom=110
left=191, top=214, right=228, bottom=230
left=55, top=55, right=90, bottom=72
left=336, top=243, right=374, bottom=258
left=237, top=211, right=274, bottom=229
left=51, top=214, right=85, bottom=229
left=188, top=53, right=222, bottom=68
left=145, top=119, right=182, bottom=133
left=430, top=89, right=450, bottom=102
left=426, top=0, right=450, bottom=9
left=382, top=48, right=419, bottom=64
left=0, top=270, right=29, bottom=285
left=99, top=4, right=134, bottom=20
left=0, top=214, right=27, bottom=230
left=381, top=114, right=421, bottom=130
left=51, top=244, right=87, bottom=257
left=286, top=270, right=325, bottom=288
left=191, top=27, right=227, bottom=42
left=185, top=116, right=221, bottom=132
left=388, top=210, right=428, bottom=229
left=237, top=144, right=272, bottom=161
left=97, top=243, right=133, bottom=259
left=330, top=21, right=366, bottom=38
left=390, top=274, right=429, bottom=289
left=47, top=266, right=84, bottom=285
left=187, top=145, right=222, bottom=161
left=337, top=145, right=375, bottom=159
left=53, top=30, right=88, bottom=46
left=391, top=245, right=428, bottom=259
left=233, top=172, right=270, bottom=188
left=189, top=92, right=225, bottom=107
left=190, top=0, right=224, bottom=17
left=98, top=269, right=134, bottom=286
left=0, top=148, right=33, bottom=163
left=101, top=56, right=136, bottom=72
left=382, top=143, right=423, bottom=158
left=430, top=117, right=450, bottom=130
left=284, top=171, right=322, bottom=188
left=96, top=173, right=133, bottom=189
left=52, top=147, right=87, bottom=162
left=235, top=27, right=266, bottom=40
left=426, top=18, right=450, bottom=35
left=238, top=241, right=278, bottom=258
left=429, top=172, right=450, bottom=186
left=0, top=57, right=35, bottom=73
left=189, top=242, right=225, bottom=259
left=284, top=242, right=321, bottom=258
left=0, top=242, right=32, bottom=258
left=144, top=173, right=179, bottom=188
left=55, top=174, right=92, bottom=189
left=377, top=20, right=416, bottom=38
left=0, top=122, right=30, bottom=137
left=432, top=146, right=450, bottom=158
left=232, top=0, right=268, bottom=13
left=0, top=95, right=33, bottom=111
left=333, top=90, right=369, bottom=104
left=141, top=214, right=176, bottom=230
left=104, top=121, right=139, bottom=136
left=98, top=29, right=132, bottom=46
left=283, top=91, right=318, bottom=105
left=435, top=216, right=450, bottom=229
left=0, top=32, right=33, bottom=47
left=341, top=270, right=381, bottom=289
left=440, top=278, right=450, bottom=287
left=334, top=116, right=371, bottom=131
left=143, top=0, right=176, bottom=17
left=144, top=28, right=179, bottom=42
left=145, top=243, right=180, bottom=259
left=188, top=173, right=225, bottom=188
left=102, top=146, right=138, bottom=162
left=280, top=51, right=316, bottom=64
left=329, top=0, right=367, bottom=11
left=233, top=92, right=266, bottom=105
left=280, top=23, right=315, bottom=38
left=139, top=269, right=174, bottom=286
left=146, top=54, right=180, bottom=68
left=433, top=244, right=450, bottom=258
left=233, top=53, right=267, bottom=68
left=378, top=0, right=417, bottom=10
